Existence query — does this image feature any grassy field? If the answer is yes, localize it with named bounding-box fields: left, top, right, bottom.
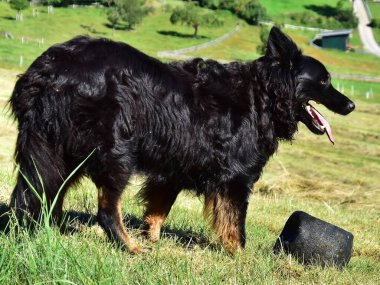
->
left=261, top=0, right=350, bottom=18
left=261, top=0, right=352, bottom=27
left=368, top=1, right=380, bottom=18
left=0, top=2, right=239, bottom=69
left=368, top=1, right=380, bottom=43
left=1, top=1, right=380, bottom=284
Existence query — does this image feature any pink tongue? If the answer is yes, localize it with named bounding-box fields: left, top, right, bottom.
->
left=309, top=106, right=335, bottom=144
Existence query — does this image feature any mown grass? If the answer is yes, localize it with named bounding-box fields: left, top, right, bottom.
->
left=0, top=68, right=379, bottom=284
left=368, top=1, right=380, bottom=18
left=189, top=25, right=380, bottom=77
left=0, top=2, right=239, bottom=69
left=0, top=1, right=380, bottom=283
left=368, top=1, right=380, bottom=43
left=1, top=1, right=380, bottom=77
left=0, top=183, right=379, bottom=284
left=260, top=0, right=352, bottom=27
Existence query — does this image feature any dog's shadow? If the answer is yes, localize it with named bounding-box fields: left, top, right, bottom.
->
left=64, top=210, right=212, bottom=250
left=0, top=203, right=213, bottom=250
left=0, top=203, right=10, bottom=233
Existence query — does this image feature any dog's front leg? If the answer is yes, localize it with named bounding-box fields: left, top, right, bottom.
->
left=204, top=181, right=250, bottom=254
left=138, top=178, right=181, bottom=242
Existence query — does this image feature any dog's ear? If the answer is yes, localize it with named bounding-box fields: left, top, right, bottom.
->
left=266, top=26, right=301, bottom=66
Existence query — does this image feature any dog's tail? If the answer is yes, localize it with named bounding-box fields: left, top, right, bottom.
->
left=9, top=71, right=68, bottom=225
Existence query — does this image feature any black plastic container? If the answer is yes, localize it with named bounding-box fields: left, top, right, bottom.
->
left=273, top=211, right=354, bottom=268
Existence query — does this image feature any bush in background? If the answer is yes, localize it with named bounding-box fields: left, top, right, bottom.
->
left=299, top=0, right=358, bottom=29
left=170, top=2, right=223, bottom=37
left=369, top=18, right=380, bottom=29
left=194, top=0, right=268, bottom=25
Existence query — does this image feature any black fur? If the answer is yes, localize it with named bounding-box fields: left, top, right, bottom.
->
left=9, top=27, right=354, bottom=252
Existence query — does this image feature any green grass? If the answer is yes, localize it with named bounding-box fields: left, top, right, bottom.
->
left=331, top=79, right=380, bottom=103
left=2, top=1, right=380, bottom=76
left=261, top=0, right=352, bottom=26
left=0, top=2, right=380, bottom=284
left=0, top=2, right=239, bottom=69
left=368, top=1, right=380, bottom=18
left=368, top=1, right=380, bottom=43
left=261, top=0, right=351, bottom=18
left=0, top=185, right=379, bottom=284
left=0, top=66, right=380, bottom=285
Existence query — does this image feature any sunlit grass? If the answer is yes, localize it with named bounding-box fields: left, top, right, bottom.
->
left=0, top=2, right=380, bottom=283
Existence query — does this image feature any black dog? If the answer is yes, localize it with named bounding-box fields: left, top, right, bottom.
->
left=9, top=27, right=354, bottom=254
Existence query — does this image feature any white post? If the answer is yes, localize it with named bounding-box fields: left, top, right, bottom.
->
left=19, top=55, right=23, bottom=67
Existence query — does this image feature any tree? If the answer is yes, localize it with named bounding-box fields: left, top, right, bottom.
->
left=106, top=0, right=151, bottom=31
left=107, top=0, right=122, bottom=35
left=334, top=0, right=358, bottom=28
left=234, top=0, right=267, bottom=25
left=256, top=26, right=269, bottom=55
left=9, top=0, right=29, bottom=21
left=170, top=2, right=222, bottom=37
left=121, top=0, right=151, bottom=29
left=336, top=0, right=344, bottom=10
left=196, top=0, right=267, bottom=26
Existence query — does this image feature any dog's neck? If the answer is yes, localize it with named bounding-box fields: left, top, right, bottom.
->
left=250, top=58, right=298, bottom=142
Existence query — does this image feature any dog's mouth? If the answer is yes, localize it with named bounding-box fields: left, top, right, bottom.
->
left=302, top=102, right=334, bottom=144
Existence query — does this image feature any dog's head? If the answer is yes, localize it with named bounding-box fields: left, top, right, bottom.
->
left=265, top=27, right=355, bottom=144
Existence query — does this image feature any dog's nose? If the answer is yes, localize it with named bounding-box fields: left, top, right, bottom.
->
left=347, top=101, right=355, bottom=113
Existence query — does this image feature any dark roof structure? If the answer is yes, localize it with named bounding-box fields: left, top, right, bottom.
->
left=312, top=29, right=353, bottom=51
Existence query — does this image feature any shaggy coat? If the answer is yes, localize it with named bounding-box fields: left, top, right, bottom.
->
left=9, top=27, right=354, bottom=253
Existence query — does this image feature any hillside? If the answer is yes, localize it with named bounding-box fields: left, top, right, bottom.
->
left=0, top=1, right=379, bottom=284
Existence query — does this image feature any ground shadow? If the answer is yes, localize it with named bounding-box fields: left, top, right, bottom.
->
left=125, top=213, right=213, bottom=249
left=1, top=16, right=15, bottom=21
left=80, top=25, right=106, bottom=35
left=0, top=203, right=10, bottom=233
left=0, top=205, right=214, bottom=250
left=304, top=4, right=340, bottom=18
left=63, top=210, right=214, bottom=250
left=103, top=23, right=132, bottom=31
left=157, top=30, right=209, bottom=39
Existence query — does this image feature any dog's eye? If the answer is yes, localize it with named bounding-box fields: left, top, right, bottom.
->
left=320, top=75, right=330, bottom=86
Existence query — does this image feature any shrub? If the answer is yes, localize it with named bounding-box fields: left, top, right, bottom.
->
left=369, top=18, right=380, bottom=29
left=194, top=0, right=268, bottom=25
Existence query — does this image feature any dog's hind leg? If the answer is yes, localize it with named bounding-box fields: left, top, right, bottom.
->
left=96, top=184, right=143, bottom=253
left=10, top=134, right=70, bottom=227
left=90, top=162, right=143, bottom=253
left=204, top=180, right=251, bottom=254
left=138, top=178, right=180, bottom=242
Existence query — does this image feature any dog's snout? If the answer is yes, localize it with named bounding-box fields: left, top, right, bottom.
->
left=346, top=101, right=355, bottom=113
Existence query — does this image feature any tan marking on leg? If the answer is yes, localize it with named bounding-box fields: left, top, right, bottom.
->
left=115, top=200, right=144, bottom=254
left=98, top=187, right=143, bottom=254
left=140, top=185, right=179, bottom=242
left=144, top=214, right=165, bottom=242
left=204, top=193, right=244, bottom=255
left=98, top=188, right=107, bottom=209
